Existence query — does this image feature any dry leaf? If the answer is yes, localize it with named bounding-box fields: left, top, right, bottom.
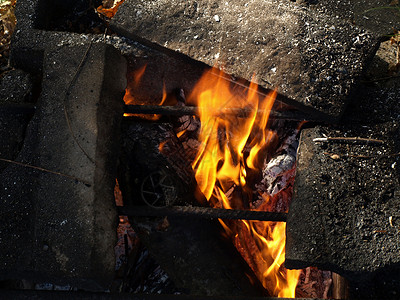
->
left=97, top=0, right=125, bottom=19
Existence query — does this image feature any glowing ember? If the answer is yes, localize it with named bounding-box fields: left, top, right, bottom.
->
left=188, top=68, right=300, bottom=297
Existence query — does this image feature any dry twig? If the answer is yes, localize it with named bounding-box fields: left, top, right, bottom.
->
left=314, top=136, right=384, bottom=145
left=0, top=158, right=92, bottom=186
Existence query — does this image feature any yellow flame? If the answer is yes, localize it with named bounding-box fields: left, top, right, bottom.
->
left=189, top=67, right=299, bottom=297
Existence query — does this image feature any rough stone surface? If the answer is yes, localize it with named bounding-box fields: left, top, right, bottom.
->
left=304, top=0, right=400, bottom=37
left=10, top=0, right=154, bottom=75
left=111, top=0, right=380, bottom=120
left=343, top=38, right=400, bottom=124
left=286, top=125, right=400, bottom=280
left=0, top=69, right=34, bottom=172
left=0, top=69, right=33, bottom=104
left=0, top=42, right=126, bottom=289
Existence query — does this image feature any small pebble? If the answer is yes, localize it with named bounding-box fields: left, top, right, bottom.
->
left=330, top=154, right=340, bottom=160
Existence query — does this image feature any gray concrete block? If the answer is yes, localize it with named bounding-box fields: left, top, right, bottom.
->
left=0, top=42, right=126, bottom=290
left=286, top=124, right=400, bottom=280
left=111, top=0, right=379, bottom=120
left=0, top=69, right=34, bottom=172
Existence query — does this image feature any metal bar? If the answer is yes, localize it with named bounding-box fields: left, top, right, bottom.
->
left=124, top=105, right=312, bottom=121
left=0, top=290, right=319, bottom=300
left=117, top=206, right=287, bottom=222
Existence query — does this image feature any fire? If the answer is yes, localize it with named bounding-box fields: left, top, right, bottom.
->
left=189, top=68, right=300, bottom=297
left=123, top=65, right=168, bottom=120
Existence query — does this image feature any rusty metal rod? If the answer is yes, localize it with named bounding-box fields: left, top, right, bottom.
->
left=124, top=104, right=311, bottom=121
left=117, top=205, right=287, bottom=222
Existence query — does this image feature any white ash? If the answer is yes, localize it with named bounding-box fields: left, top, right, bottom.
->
left=94, top=34, right=155, bottom=56
left=256, top=130, right=299, bottom=196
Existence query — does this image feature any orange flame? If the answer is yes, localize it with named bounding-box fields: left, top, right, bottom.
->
left=123, top=64, right=147, bottom=108
left=189, top=68, right=299, bottom=297
left=123, top=65, right=168, bottom=120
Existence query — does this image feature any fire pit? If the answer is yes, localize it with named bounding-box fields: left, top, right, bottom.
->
left=1, top=0, right=400, bottom=299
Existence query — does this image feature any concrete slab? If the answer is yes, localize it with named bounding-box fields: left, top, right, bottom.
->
left=0, top=42, right=126, bottom=289
left=0, top=69, right=33, bottom=104
left=286, top=124, right=400, bottom=280
left=305, top=0, right=400, bottom=37
left=111, top=0, right=379, bottom=120
left=0, top=69, right=34, bottom=172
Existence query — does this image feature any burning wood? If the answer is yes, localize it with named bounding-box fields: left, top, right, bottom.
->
left=184, top=67, right=300, bottom=297
left=119, top=63, right=337, bottom=298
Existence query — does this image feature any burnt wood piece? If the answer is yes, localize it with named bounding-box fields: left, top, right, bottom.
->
left=332, top=273, right=349, bottom=300
left=111, top=0, right=379, bottom=120
left=124, top=105, right=316, bottom=121
left=118, top=206, right=287, bottom=222
left=286, top=124, right=400, bottom=282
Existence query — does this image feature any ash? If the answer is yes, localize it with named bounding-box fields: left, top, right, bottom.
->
left=256, top=128, right=299, bottom=198
left=129, top=249, right=178, bottom=295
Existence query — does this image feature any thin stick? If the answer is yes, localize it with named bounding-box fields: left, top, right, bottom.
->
left=124, top=105, right=312, bottom=121
left=313, top=136, right=384, bottom=145
left=323, top=152, right=400, bottom=159
left=0, top=158, right=92, bottom=186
